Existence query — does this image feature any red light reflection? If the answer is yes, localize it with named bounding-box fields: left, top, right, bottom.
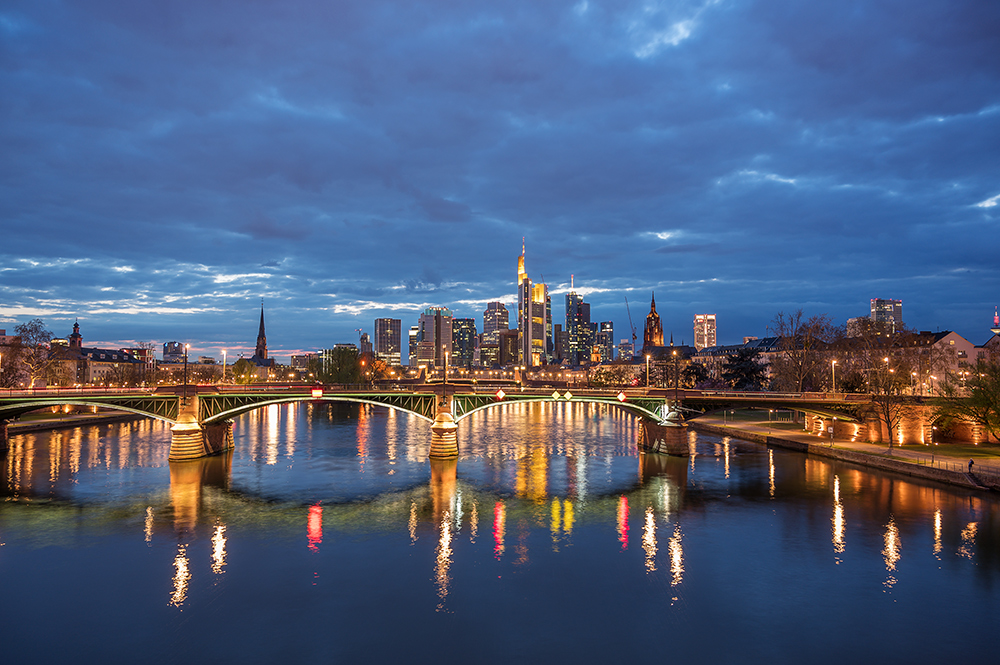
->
left=307, top=504, right=323, bottom=552
left=617, top=496, right=629, bottom=549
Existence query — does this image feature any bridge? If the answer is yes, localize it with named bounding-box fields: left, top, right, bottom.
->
left=2, top=385, right=968, bottom=460
left=0, top=384, right=680, bottom=461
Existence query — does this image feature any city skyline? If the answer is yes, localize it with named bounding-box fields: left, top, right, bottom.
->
left=2, top=1, right=998, bottom=360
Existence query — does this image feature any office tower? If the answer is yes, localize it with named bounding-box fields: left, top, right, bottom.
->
left=870, top=298, right=903, bottom=333
left=598, top=321, right=614, bottom=362
left=408, top=325, right=419, bottom=366
left=358, top=332, right=373, bottom=356
left=483, top=302, right=509, bottom=344
left=417, top=307, right=453, bottom=368
left=642, top=293, right=664, bottom=355
left=499, top=329, right=519, bottom=366
left=694, top=313, right=717, bottom=350
left=163, top=341, right=185, bottom=363
left=452, top=318, right=477, bottom=367
left=374, top=318, right=401, bottom=366
left=618, top=339, right=634, bottom=361
left=516, top=242, right=548, bottom=367
left=565, top=276, right=594, bottom=365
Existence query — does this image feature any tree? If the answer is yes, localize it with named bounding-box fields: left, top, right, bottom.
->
left=231, top=358, right=259, bottom=384
left=767, top=310, right=836, bottom=392
left=681, top=362, right=709, bottom=388
left=320, top=347, right=362, bottom=385
left=721, top=348, right=767, bottom=391
left=12, top=319, right=54, bottom=387
left=936, top=357, right=1000, bottom=443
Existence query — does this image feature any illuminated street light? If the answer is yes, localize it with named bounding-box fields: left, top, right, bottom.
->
left=831, top=360, right=837, bottom=397
left=646, top=354, right=650, bottom=390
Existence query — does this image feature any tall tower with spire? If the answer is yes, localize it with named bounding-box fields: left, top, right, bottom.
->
left=255, top=303, right=267, bottom=360
left=642, top=292, right=664, bottom=354
left=516, top=241, right=549, bottom=366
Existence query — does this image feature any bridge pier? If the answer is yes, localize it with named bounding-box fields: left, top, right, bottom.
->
left=0, top=420, right=7, bottom=455
left=169, top=395, right=234, bottom=461
left=638, top=411, right=689, bottom=456
left=429, top=397, right=459, bottom=459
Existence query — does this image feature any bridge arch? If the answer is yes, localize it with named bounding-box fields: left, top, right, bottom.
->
left=452, top=395, right=668, bottom=424
left=0, top=398, right=179, bottom=425
left=201, top=395, right=437, bottom=424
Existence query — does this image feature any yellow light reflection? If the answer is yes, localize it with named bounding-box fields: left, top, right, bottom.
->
left=435, top=510, right=453, bottom=611
left=470, top=502, right=478, bottom=543
left=211, top=524, right=227, bottom=574
left=409, top=501, right=418, bottom=544
left=266, top=404, right=279, bottom=465
left=832, top=476, right=845, bottom=559
left=563, top=499, right=574, bottom=535
left=933, top=509, right=942, bottom=559
left=768, top=449, right=775, bottom=498
left=642, top=507, right=657, bottom=572
left=723, top=437, right=730, bottom=479
left=883, top=516, right=900, bottom=589
left=144, top=506, right=154, bottom=544
left=668, top=523, right=684, bottom=587
left=550, top=498, right=561, bottom=548
left=170, top=544, right=191, bottom=608
left=958, top=522, right=978, bottom=560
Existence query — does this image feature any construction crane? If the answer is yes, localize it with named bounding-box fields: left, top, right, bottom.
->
left=624, top=296, right=638, bottom=359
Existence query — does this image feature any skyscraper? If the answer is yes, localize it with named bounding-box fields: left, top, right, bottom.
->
left=417, top=307, right=453, bottom=368
left=517, top=242, right=548, bottom=367
left=483, top=302, right=509, bottom=344
left=598, top=321, right=614, bottom=362
left=870, top=298, right=903, bottom=333
left=407, top=325, right=419, bottom=366
left=374, top=318, right=401, bottom=365
left=693, top=314, right=717, bottom=350
left=452, top=318, right=477, bottom=368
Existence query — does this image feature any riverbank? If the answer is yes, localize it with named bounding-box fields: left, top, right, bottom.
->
left=688, top=418, right=1000, bottom=492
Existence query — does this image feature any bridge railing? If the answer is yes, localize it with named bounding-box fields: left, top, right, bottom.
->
left=1, top=386, right=156, bottom=397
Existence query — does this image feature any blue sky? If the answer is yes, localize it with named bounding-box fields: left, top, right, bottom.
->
left=2, top=0, right=998, bottom=362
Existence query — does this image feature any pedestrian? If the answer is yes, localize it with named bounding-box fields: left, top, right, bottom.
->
left=969, top=459, right=974, bottom=474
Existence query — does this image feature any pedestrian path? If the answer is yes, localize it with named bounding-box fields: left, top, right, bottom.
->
left=696, top=417, right=1000, bottom=481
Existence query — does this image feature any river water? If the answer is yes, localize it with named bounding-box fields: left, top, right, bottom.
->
left=2, top=402, right=997, bottom=663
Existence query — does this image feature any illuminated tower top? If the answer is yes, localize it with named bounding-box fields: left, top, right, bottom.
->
left=992, top=306, right=1000, bottom=335
left=642, top=292, right=663, bottom=353
left=517, top=237, right=527, bottom=285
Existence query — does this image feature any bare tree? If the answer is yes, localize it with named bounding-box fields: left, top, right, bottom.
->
left=767, top=310, right=836, bottom=392
left=12, top=319, right=54, bottom=387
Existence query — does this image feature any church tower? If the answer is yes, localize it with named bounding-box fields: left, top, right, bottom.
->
left=642, top=292, right=663, bottom=354
left=254, top=303, right=267, bottom=361
left=68, top=320, right=83, bottom=350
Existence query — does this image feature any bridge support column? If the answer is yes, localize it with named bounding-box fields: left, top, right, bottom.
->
left=169, top=395, right=211, bottom=462
left=639, top=412, right=689, bottom=456
left=429, top=397, right=458, bottom=459
left=0, top=420, right=8, bottom=455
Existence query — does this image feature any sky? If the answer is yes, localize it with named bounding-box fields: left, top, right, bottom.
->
left=2, top=0, right=999, bottom=363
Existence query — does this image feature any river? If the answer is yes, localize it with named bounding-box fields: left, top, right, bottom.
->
left=2, top=401, right=997, bottom=663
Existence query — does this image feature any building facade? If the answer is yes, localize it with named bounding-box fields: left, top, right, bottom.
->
left=452, top=318, right=477, bottom=368
left=871, top=298, right=903, bottom=333
left=517, top=244, right=549, bottom=367
left=417, top=307, right=453, bottom=368
left=374, top=318, right=402, bottom=366
left=483, top=302, right=509, bottom=345
left=693, top=313, right=717, bottom=351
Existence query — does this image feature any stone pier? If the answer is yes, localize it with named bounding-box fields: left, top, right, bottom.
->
left=429, top=396, right=459, bottom=459
left=638, top=411, right=690, bottom=456
left=0, top=420, right=7, bottom=455
left=169, top=395, right=234, bottom=461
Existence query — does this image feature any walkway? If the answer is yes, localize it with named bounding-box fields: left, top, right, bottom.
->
left=693, top=416, right=1000, bottom=489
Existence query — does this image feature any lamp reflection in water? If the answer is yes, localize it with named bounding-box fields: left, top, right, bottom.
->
left=723, top=437, right=731, bottom=479
left=435, top=509, right=453, bottom=611
left=144, top=507, right=154, bottom=545
left=668, top=523, right=684, bottom=589
left=642, top=507, right=657, bottom=572
left=832, top=475, right=845, bottom=559
left=933, top=509, right=943, bottom=559
left=493, top=501, right=506, bottom=559
left=212, top=523, right=228, bottom=574
left=769, top=450, right=775, bottom=498
left=958, top=522, right=978, bottom=560
left=307, top=504, right=323, bottom=553
left=883, top=516, right=901, bottom=589
left=409, top=502, right=419, bottom=544
left=617, top=496, right=629, bottom=550
left=170, top=544, right=191, bottom=608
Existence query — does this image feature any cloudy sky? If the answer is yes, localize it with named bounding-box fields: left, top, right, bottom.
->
left=2, top=0, right=998, bottom=362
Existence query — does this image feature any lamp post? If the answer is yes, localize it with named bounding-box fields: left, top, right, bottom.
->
left=672, top=349, right=679, bottom=406
left=831, top=359, right=837, bottom=397
left=183, top=344, right=190, bottom=402
left=222, top=349, right=227, bottom=384
left=645, top=354, right=650, bottom=391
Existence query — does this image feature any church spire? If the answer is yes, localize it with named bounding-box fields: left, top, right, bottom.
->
left=255, top=301, right=267, bottom=360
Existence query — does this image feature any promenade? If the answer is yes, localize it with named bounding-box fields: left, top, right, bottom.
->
left=690, top=415, right=1000, bottom=492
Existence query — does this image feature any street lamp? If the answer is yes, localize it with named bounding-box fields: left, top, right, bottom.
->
left=645, top=354, right=650, bottom=390
left=183, top=343, right=190, bottom=401
left=831, top=360, right=837, bottom=396
left=222, top=349, right=227, bottom=384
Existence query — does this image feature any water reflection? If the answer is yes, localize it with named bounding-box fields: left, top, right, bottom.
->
left=307, top=505, right=323, bottom=553
left=883, top=516, right=901, bottom=589
left=211, top=523, right=228, bottom=574
left=832, top=475, right=845, bottom=559
left=668, top=523, right=684, bottom=588
left=958, top=522, right=977, bottom=560
left=170, top=544, right=191, bottom=608
left=642, top=507, right=657, bottom=572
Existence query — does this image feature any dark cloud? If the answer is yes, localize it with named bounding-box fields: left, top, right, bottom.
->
left=2, top=0, right=998, bottom=357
